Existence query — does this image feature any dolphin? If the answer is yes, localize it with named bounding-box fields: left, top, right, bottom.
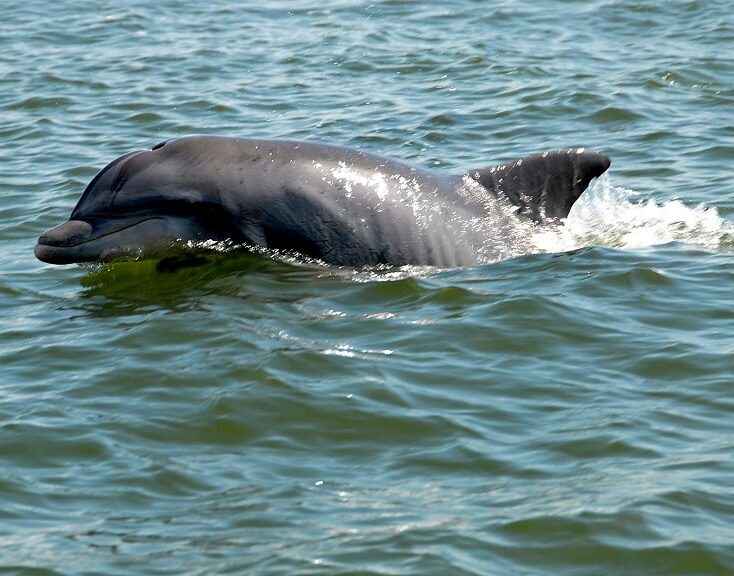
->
left=35, top=136, right=610, bottom=267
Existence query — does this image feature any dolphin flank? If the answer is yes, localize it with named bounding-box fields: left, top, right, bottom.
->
left=35, top=136, right=610, bottom=267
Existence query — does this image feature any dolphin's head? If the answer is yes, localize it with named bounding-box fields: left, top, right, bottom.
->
left=35, top=141, right=241, bottom=264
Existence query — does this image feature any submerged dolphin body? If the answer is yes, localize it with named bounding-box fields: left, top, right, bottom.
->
left=35, top=136, right=610, bottom=267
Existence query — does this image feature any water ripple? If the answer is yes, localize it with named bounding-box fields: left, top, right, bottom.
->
left=2, top=0, right=734, bottom=574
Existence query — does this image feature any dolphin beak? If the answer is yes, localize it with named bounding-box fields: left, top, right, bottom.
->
left=37, top=219, right=93, bottom=247
left=35, top=220, right=95, bottom=264
left=35, top=215, right=195, bottom=265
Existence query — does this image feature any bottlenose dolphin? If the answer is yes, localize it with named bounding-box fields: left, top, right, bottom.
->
left=35, top=136, right=610, bottom=267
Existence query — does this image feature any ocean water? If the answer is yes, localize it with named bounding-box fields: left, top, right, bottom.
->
left=2, top=1, right=734, bottom=574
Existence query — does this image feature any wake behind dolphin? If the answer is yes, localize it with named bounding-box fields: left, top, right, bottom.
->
left=35, top=136, right=610, bottom=267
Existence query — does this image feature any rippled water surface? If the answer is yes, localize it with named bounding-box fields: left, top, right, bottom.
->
left=2, top=1, right=734, bottom=574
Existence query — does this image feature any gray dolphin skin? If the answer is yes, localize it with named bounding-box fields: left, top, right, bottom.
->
left=35, top=136, right=610, bottom=267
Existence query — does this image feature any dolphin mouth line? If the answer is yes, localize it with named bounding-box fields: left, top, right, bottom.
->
left=39, top=216, right=161, bottom=248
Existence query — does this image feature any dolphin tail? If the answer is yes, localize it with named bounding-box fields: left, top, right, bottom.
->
left=468, top=149, right=611, bottom=222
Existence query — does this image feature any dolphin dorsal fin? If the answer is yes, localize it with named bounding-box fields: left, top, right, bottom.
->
left=469, top=149, right=611, bottom=222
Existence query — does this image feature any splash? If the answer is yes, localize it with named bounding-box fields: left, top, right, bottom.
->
left=531, top=177, right=733, bottom=255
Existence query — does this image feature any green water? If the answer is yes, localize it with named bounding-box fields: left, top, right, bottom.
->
left=2, top=1, right=734, bottom=574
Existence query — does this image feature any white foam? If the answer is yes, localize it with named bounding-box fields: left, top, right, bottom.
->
left=530, top=176, right=733, bottom=255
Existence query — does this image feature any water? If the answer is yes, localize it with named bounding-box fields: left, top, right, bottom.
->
left=2, top=1, right=734, bottom=574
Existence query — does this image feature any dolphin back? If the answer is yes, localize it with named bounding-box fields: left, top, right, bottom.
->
left=469, top=149, right=611, bottom=222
